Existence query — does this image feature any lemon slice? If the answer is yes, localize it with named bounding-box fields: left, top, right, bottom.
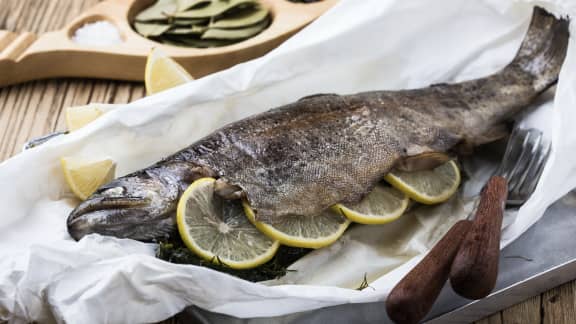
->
left=244, top=204, right=351, bottom=249
left=145, top=48, right=193, bottom=94
left=384, top=160, right=461, bottom=204
left=60, top=156, right=116, bottom=200
left=177, top=178, right=279, bottom=269
left=65, top=104, right=106, bottom=131
left=333, top=184, right=409, bottom=225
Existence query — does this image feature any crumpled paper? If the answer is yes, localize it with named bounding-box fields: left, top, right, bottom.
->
left=1, top=0, right=576, bottom=323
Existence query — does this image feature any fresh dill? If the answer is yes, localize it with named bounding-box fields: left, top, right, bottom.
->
left=156, top=238, right=309, bottom=282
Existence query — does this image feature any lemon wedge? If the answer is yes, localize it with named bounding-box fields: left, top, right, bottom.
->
left=65, top=104, right=107, bottom=131
left=244, top=203, right=351, bottom=249
left=384, top=160, right=461, bottom=204
left=333, top=184, right=409, bottom=225
left=145, top=48, right=193, bottom=94
left=177, top=178, right=279, bottom=269
left=60, top=156, right=116, bottom=200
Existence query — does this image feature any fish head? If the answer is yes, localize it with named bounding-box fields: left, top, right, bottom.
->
left=67, top=172, right=180, bottom=241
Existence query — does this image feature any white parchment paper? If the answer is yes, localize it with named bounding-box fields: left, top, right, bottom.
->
left=1, top=0, right=576, bottom=323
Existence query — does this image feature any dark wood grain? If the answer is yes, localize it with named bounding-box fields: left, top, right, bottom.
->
left=0, top=1, right=573, bottom=323
left=502, top=295, right=541, bottom=324
left=386, top=220, right=472, bottom=324
left=450, top=176, right=508, bottom=299
left=542, top=281, right=576, bottom=324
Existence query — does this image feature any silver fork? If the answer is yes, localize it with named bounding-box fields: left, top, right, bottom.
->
left=449, top=126, right=551, bottom=299
left=497, top=127, right=551, bottom=205
left=387, top=127, right=551, bottom=323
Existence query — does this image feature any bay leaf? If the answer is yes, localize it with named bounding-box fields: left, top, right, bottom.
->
left=165, top=25, right=207, bottom=35
left=134, top=22, right=172, bottom=37
left=173, top=0, right=258, bottom=19
left=172, top=18, right=208, bottom=26
left=210, top=6, right=269, bottom=29
left=176, top=0, right=211, bottom=11
left=135, top=0, right=269, bottom=48
left=135, top=0, right=178, bottom=21
left=162, top=36, right=235, bottom=48
left=202, top=17, right=269, bottom=40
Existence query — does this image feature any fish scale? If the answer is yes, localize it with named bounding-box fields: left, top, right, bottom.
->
left=177, top=92, right=452, bottom=222
left=67, top=7, right=569, bottom=241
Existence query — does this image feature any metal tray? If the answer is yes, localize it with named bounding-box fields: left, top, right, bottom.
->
left=177, top=191, right=576, bottom=323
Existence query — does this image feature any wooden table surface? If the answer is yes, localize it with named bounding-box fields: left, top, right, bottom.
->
left=1, top=1, right=574, bottom=323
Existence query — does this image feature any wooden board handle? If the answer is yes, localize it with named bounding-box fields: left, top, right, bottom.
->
left=0, top=31, right=38, bottom=87
left=0, top=0, right=339, bottom=87
left=386, top=220, right=472, bottom=324
left=0, top=29, right=145, bottom=87
left=450, top=176, right=508, bottom=299
left=0, top=31, right=37, bottom=60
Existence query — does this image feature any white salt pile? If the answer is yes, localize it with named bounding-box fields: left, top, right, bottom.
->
left=72, top=21, right=123, bottom=46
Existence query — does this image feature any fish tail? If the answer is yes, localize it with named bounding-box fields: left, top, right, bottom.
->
left=507, top=7, right=569, bottom=93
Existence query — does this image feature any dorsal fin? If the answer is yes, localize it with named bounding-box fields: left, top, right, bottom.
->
left=298, top=93, right=339, bottom=101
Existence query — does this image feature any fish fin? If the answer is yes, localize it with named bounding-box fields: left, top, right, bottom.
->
left=457, top=124, right=509, bottom=155
left=396, top=152, right=453, bottom=172
left=184, top=165, right=217, bottom=182
left=505, top=7, right=568, bottom=92
left=214, top=178, right=245, bottom=200
left=476, top=124, right=510, bottom=144
left=298, top=93, right=339, bottom=101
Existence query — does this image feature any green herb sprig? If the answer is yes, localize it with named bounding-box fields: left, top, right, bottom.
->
left=156, top=238, right=310, bottom=282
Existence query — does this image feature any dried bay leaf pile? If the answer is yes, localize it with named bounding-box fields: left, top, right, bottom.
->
left=133, top=0, right=272, bottom=48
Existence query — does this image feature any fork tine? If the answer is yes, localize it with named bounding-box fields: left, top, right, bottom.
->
left=521, top=139, right=551, bottom=198
left=509, top=130, right=542, bottom=195
left=495, top=127, right=551, bottom=205
left=505, top=130, right=535, bottom=192
left=496, top=128, right=526, bottom=178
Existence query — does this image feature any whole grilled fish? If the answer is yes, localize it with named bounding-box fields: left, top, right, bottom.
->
left=68, top=8, right=568, bottom=241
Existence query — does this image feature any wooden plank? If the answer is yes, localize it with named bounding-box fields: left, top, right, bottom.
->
left=475, top=312, right=502, bottom=324
left=0, top=0, right=102, bottom=158
left=501, top=295, right=541, bottom=324
left=0, top=82, right=37, bottom=159
left=53, top=80, right=96, bottom=131
left=542, top=281, right=576, bottom=324
left=131, top=84, right=147, bottom=101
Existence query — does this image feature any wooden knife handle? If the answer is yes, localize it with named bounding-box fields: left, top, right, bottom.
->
left=449, top=176, right=508, bottom=299
left=386, top=220, right=472, bottom=324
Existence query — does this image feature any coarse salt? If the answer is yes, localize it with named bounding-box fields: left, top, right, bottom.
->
left=72, top=21, right=123, bottom=46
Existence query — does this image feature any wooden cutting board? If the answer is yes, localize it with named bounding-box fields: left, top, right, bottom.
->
left=0, top=0, right=337, bottom=87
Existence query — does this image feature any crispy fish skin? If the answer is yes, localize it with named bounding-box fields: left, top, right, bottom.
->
left=68, top=8, right=568, bottom=240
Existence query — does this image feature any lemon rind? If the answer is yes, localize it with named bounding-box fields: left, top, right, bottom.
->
left=332, top=191, right=409, bottom=225
left=177, top=177, right=279, bottom=270
left=65, top=104, right=104, bottom=132
left=145, top=48, right=193, bottom=95
left=243, top=202, right=351, bottom=249
left=61, top=157, right=115, bottom=200
left=384, top=160, right=461, bottom=204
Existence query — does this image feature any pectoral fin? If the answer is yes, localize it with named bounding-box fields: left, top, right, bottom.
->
left=396, top=152, right=453, bottom=172
left=214, top=178, right=245, bottom=200
left=457, top=124, right=510, bottom=155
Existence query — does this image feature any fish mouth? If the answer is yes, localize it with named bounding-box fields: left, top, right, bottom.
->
left=67, top=196, right=154, bottom=241
left=68, top=196, right=149, bottom=220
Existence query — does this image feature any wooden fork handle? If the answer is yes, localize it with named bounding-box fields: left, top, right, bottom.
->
left=386, top=220, right=472, bottom=324
left=450, top=176, right=508, bottom=299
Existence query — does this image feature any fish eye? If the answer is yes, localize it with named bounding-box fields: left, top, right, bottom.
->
left=102, top=187, right=126, bottom=196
